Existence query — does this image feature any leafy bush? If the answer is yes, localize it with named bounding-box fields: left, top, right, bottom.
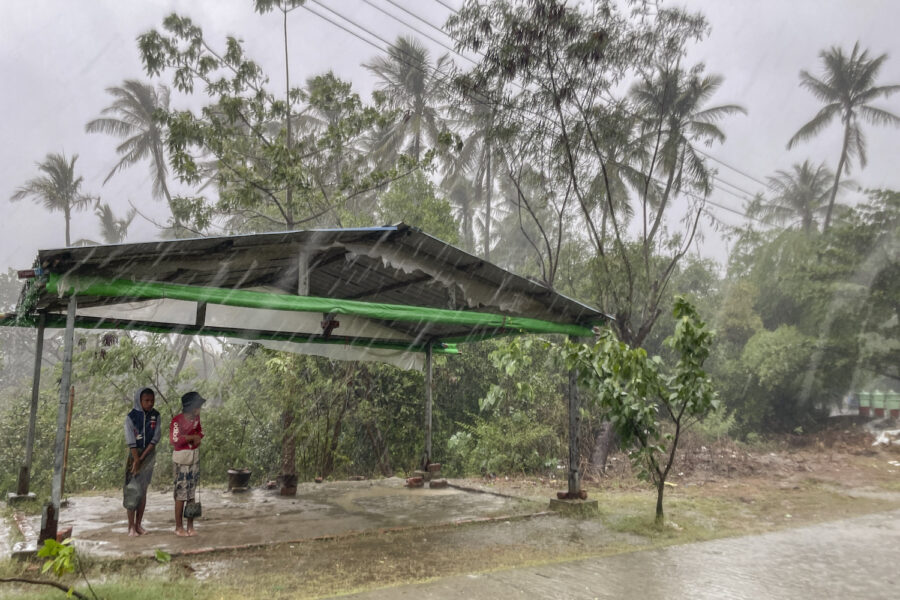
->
left=446, top=412, right=561, bottom=476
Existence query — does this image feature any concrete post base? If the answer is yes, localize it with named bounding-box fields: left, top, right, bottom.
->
left=548, top=498, right=599, bottom=516
left=11, top=541, right=38, bottom=559
left=6, top=491, right=37, bottom=504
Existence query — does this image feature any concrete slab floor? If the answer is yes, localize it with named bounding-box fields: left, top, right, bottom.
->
left=10, top=478, right=538, bottom=559
left=0, top=503, right=10, bottom=557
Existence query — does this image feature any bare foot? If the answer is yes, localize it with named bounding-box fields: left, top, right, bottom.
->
left=135, top=525, right=147, bottom=535
left=128, top=527, right=139, bottom=537
left=175, top=528, right=189, bottom=537
left=186, top=528, right=197, bottom=537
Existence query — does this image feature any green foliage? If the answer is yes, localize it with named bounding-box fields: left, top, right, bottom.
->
left=154, top=548, right=172, bottom=564
left=0, top=332, right=200, bottom=497
left=448, top=0, right=743, bottom=350
left=714, top=188, right=899, bottom=433
left=9, top=153, right=95, bottom=246
left=734, top=325, right=819, bottom=432
left=37, top=538, right=76, bottom=578
left=563, top=297, right=717, bottom=521
left=788, top=42, right=900, bottom=231
left=376, top=170, right=460, bottom=243
left=446, top=411, right=561, bottom=476
left=443, top=337, right=567, bottom=477
left=36, top=537, right=98, bottom=599
left=138, top=12, right=407, bottom=233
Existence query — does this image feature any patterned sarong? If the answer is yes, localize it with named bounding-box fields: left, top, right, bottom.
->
left=174, top=461, right=200, bottom=501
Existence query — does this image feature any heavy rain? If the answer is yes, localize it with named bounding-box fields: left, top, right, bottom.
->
left=1, top=1, right=898, bottom=598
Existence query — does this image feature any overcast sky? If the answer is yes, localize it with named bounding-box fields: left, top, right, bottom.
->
left=2, top=0, right=898, bottom=272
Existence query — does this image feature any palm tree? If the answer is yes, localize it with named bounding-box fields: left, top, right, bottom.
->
left=11, top=153, right=95, bottom=246
left=446, top=96, right=509, bottom=260
left=748, top=161, right=837, bottom=233
left=96, top=203, right=137, bottom=244
left=787, top=42, right=900, bottom=231
left=364, top=36, right=450, bottom=165
left=632, top=65, right=746, bottom=191
left=631, top=65, right=746, bottom=244
left=85, top=80, right=173, bottom=211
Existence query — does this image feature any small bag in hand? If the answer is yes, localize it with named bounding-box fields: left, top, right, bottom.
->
left=123, top=477, right=142, bottom=511
left=183, top=491, right=202, bottom=519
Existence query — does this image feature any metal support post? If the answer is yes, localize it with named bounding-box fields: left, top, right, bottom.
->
left=16, top=313, right=45, bottom=497
left=424, top=342, right=433, bottom=467
left=567, top=366, right=581, bottom=497
left=41, top=295, right=76, bottom=542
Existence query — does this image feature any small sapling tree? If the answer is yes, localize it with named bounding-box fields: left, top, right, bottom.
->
left=563, top=296, right=717, bottom=524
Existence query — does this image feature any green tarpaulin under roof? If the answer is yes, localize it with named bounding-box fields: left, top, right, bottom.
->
left=3, top=224, right=608, bottom=369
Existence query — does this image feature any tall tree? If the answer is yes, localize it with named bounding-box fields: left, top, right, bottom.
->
left=448, top=0, right=744, bottom=347
left=365, top=35, right=450, bottom=165
left=10, top=153, right=94, bottom=246
left=139, top=12, right=401, bottom=235
left=787, top=42, right=900, bottom=231
left=446, top=96, right=510, bottom=259
left=85, top=80, right=174, bottom=217
left=747, top=161, right=837, bottom=233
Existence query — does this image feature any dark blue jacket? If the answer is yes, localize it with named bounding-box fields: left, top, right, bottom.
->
left=124, top=388, right=161, bottom=451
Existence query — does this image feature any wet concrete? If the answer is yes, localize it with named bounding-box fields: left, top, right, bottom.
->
left=0, top=502, right=10, bottom=556
left=12, top=478, right=536, bottom=558
left=341, top=509, right=900, bottom=599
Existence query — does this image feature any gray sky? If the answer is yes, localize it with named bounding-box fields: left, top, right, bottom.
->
left=2, top=0, right=899, bottom=272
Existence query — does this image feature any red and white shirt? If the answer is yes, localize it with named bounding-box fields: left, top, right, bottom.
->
left=170, top=413, right=203, bottom=451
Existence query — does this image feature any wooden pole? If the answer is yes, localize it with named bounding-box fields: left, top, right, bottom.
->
left=424, top=342, right=433, bottom=467
left=42, top=295, right=76, bottom=541
left=567, top=357, right=581, bottom=497
left=59, top=386, right=75, bottom=502
left=17, top=313, right=45, bottom=496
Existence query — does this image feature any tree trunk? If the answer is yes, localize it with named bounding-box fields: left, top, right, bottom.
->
left=484, top=145, right=492, bottom=260
left=64, top=206, right=71, bottom=247
left=656, top=479, right=665, bottom=524
left=365, top=421, right=393, bottom=476
left=590, top=421, right=619, bottom=475
left=172, top=337, right=191, bottom=380
left=823, top=125, right=850, bottom=232
left=280, top=408, right=296, bottom=491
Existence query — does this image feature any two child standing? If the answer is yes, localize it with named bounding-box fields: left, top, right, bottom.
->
left=122, top=389, right=206, bottom=537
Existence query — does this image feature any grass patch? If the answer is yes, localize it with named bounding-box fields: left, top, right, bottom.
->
left=878, top=479, right=900, bottom=492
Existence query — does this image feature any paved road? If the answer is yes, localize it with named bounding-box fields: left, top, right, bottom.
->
left=341, top=510, right=900, bottom=599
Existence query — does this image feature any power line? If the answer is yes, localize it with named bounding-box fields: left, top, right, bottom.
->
left=714, top=175, right=758, bottom=201
left=301, top=2, right=391, bottom=57
left=304, top=0, right=766, bottom=227
left=433, top=0, right=771, bottom=196
left=432, top=0, right=460, bottom=13
left=361, top=0, right=477, bottom=65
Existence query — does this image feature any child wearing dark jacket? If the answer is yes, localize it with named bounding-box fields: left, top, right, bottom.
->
left=123, top=387, right=160, bottom=537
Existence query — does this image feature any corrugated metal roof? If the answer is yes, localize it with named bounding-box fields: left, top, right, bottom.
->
left=13, top=224, right=608, bottom=362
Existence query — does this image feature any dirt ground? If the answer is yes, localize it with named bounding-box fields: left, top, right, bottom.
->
left=474, top=417, right=900, bottom=501
left=3, top=419, right=900, bottom=599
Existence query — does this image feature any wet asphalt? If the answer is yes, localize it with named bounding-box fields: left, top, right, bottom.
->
left=339, top=509, right=900, bottom=599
